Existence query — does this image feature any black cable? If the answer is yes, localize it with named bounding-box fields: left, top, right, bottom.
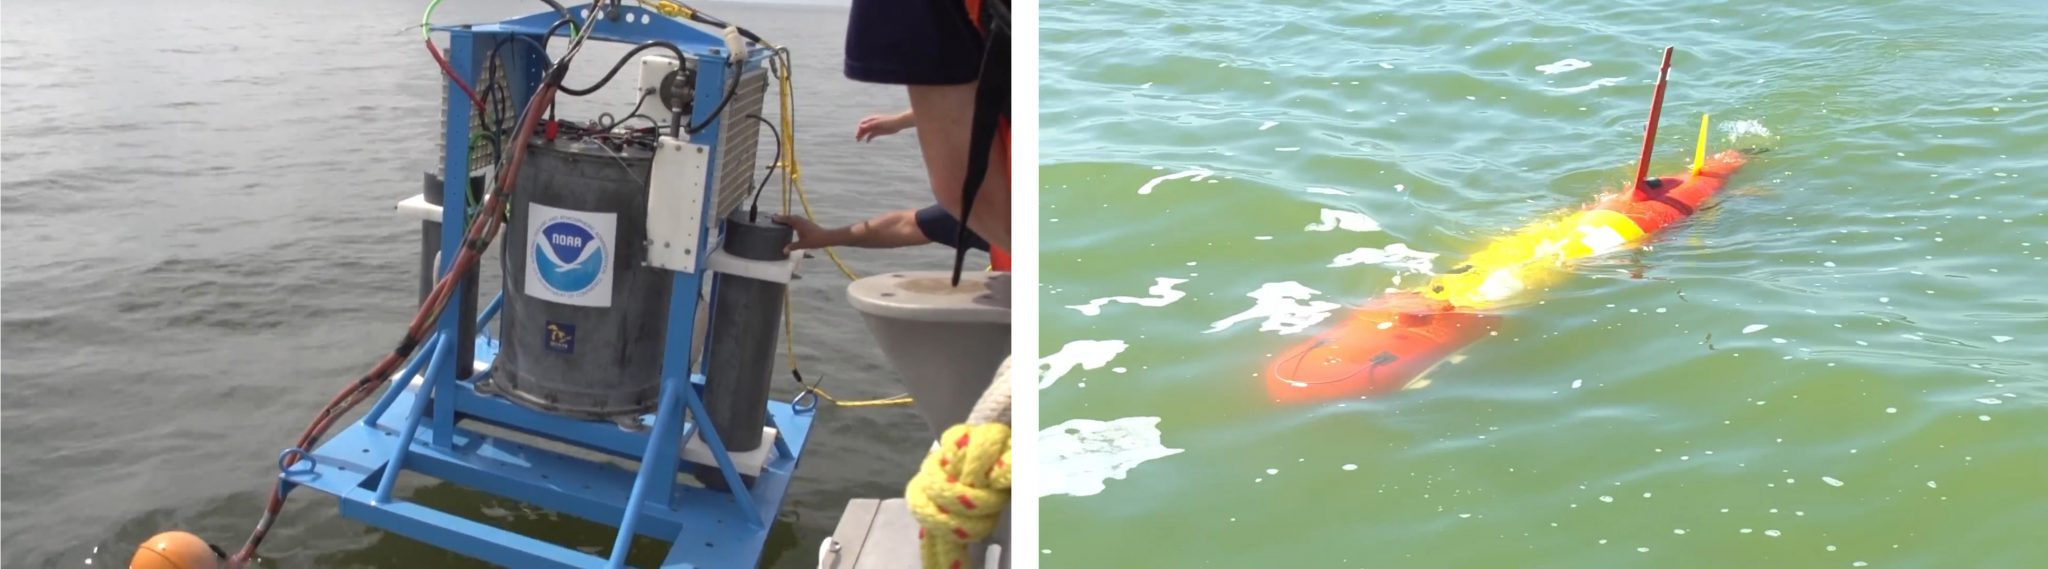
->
left=537, top=0, right=575, bottom=25
left=743, top=113, right=781, bottom=222
left=684, top=62, right=741, bottom=134
left=598, top=92, right=650, bottom=131
left=481, top=29, right=559, bottom=147
left=612, top=114, right=661, bottom=130
left=559, top=41, right=688, bottom=97
left=481, top=39, right=513, bottom=138
left=553, top=41, right=743, bottom=137
left=541, top=17, right=574, bottom=50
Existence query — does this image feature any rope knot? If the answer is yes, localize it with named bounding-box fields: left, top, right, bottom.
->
left=906, top=422, right=1011, bottom=569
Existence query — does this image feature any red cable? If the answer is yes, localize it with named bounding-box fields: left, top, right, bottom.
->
left=230, top=68, right=565, bottom=569
left=426, top=38, right=488, bottom=112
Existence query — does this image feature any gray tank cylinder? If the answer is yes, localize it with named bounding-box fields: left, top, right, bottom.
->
left=702, top=212, right=793, bottom=452
left=495, top=139, right=673, bottom=419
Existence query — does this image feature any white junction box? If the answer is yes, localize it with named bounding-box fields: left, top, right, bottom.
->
left=636, top=55, right=682, bottom=126
left=645, top=136, right=711, bottom=272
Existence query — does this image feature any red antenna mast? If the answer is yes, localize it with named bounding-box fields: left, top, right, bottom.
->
left=1631, top=46, right=1675, bottom=200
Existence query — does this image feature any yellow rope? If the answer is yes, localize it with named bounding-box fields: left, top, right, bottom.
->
left=906, top=423, right=1011, bottom=569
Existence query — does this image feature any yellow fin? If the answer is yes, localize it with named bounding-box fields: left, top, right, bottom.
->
left=1692, top=113, right=1710, bottom=175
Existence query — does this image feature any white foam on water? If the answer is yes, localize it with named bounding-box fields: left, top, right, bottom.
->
left=1040, top=416, right=1186, bottom=498
left=1379, top=62, right=1394, bottom=69
left=1205, top=281, right=1342, bottom=336
left=1138, top=168, right=1213, bottom=195
left=1993, top=335, right=2014, bottom=343
left=1305, top=186, right=1350, bottom=196
left=1554, top=77, right=1625, bottom=94
left=1772, top=338, right=1789, bottom=344
left=1039, top=340, right=1129, bottom=389
left=1724, top=119, right=1773, bottom=142
left=1328, top=243, right=1439, bottom=274
left=1599, top=495, right=1614, bottom=503
left=1975, top=397, right=2004, bottom=405
left=1743, top=324, right=1769, bottom=334
left=1305, top=208, right=1382, bottom=232
left=1259, top=121, right=1279, bottom=130
left=1536, top=58, right=1592, bottom=74
left=1766, top=530, right=1783, bottom=537
left=1068, top=278, right=1190, bottom=316
left=1342, top=464, right=1358, bottom=471
left=1927, top=481, right=1939, bottom=489
left=1823, top=476, right=1845, bottom=487
left=1572, top=379, right=1584, bottom=389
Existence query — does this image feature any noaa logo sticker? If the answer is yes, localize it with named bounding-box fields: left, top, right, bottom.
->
left=525, top=203, right=616, bottom=307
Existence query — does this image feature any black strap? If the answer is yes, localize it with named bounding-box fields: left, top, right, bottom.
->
left=950, top=0, right=1009, bottom=286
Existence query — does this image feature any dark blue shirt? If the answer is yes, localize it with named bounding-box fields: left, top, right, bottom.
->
left=914, top=204, right=989, bottom=252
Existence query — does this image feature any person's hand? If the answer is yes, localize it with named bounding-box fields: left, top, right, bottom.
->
left=855, top=113, right=910, bottom=142
left=771, top=214, right=832, bottom=253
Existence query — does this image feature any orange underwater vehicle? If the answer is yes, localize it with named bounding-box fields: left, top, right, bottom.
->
left=1264, top=47, right=1755, bottom=404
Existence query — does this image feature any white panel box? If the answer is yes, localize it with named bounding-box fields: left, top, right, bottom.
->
left=636, top=55, right=682, bottom=128
left=646, top=136, right=711, bottom=272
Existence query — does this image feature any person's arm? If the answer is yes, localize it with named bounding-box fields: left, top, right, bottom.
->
left=773, top=209, right=932, bottom=252
left=855, top=109, right=917, bottom=142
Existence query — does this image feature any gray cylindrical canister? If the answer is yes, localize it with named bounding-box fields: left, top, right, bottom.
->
left=496, top=139, right=673, bottom=419
left=702, top=212, right=793, bottom=452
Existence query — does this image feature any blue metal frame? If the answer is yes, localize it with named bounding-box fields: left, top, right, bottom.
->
left=281, top=5, right=810, bottom=568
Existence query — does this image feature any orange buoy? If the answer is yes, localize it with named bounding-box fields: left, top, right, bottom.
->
left=130, top=531, right=224, bottom=569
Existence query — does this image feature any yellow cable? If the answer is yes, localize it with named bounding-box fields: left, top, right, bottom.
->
left=638, top=0, right=694, bottom=19
left=742, top=48, right=896, bottom=408
left=766, top=52, right=861, bottom=282
left=781, top=289, right=911, bottom=408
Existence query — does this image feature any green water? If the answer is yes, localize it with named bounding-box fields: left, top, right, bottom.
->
left=1036, top=1, right=2048, bottom=567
